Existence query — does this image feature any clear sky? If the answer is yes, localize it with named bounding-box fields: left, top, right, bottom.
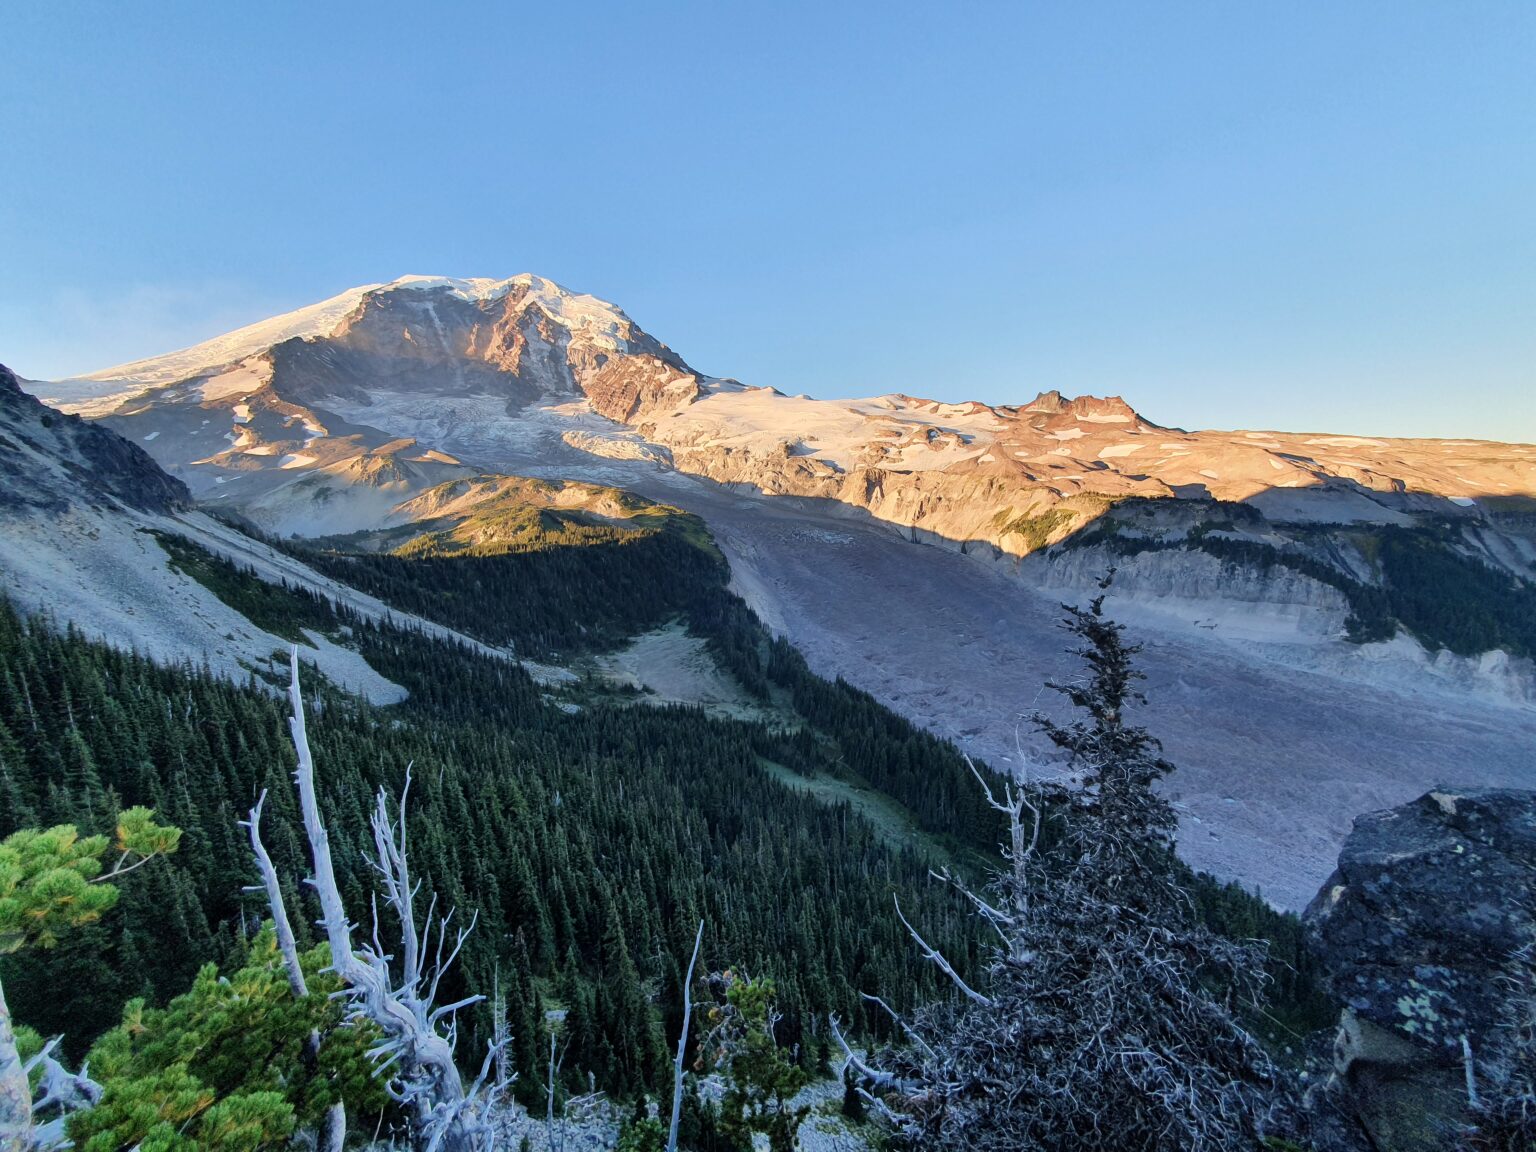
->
left=2, top=2, right=1533, bottom=440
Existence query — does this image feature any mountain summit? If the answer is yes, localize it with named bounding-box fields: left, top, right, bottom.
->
left=27, top=275, right=1536, bottom=544
left=47, top=274, right=702, bottom=422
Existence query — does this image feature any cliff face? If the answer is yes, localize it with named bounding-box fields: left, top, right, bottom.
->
left=1304, top=788, right=1536, bottom=1152
left=0, top=364, right=189, bottom=515
left=580, top=352, right=702, bottom=423
left=614, top=384, right=1536, bottom=576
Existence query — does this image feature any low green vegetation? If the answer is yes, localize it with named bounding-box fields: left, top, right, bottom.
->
left=70, top=932, right=388, bottom=1152
left=991, top=506, right=1077, bottom=552
left=291, top=524, right=723, bottom=660
left=153, top=531, right=335, bottom=644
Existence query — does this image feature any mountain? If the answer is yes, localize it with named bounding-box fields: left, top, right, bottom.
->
left=19, top=276, right=1536, bottom=908
left=37, top=276, right=1536, bottom=550
left=0, top=363, right=189, bottom=515
left=0, top=374, right=1069, bottom=1139
left=34, top=276, right=703, bottom=534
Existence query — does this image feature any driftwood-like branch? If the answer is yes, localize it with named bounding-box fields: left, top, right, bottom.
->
left=22, top=1036, right=101, bottom=1151
left=893, top=895, right=991, bottom=1006
left=667, top=919, right=705, bottom=1152
left=242, top=790, right=308, bottom=999
left=244, top=789, right=347, bottom=1151
left=285, top=648, right=507, bottom=1152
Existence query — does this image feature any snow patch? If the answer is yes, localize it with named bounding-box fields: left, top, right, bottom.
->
left=198, top=358, right=272, bottom=403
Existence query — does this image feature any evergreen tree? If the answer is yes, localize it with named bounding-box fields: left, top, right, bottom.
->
left=843, top=583, right=1297, bottom=1151
left=709, top=975, right=811, bottom=1152
left=67, top=930, right=388, bottom=1152
left=0, top=807, right=179, bottom=1147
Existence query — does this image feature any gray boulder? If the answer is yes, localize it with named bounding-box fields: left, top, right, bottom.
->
left=1304, top=787, right=1536, bottom=1151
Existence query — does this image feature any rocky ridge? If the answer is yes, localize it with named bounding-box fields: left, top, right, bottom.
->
left=31, top=276, right=1536, bottom=557
left=0, top=362, right=189, bottom=515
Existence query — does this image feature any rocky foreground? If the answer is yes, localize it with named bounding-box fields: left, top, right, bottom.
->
left=1305, top=786, right=1536, bottom=1151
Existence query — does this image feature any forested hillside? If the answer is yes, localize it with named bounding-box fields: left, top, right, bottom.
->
left=0, top=513, right=1332, bottom=1148
left=0, top=591, right=989, bottom=1099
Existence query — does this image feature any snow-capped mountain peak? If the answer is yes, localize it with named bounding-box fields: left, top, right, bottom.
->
left=24, top=273, right=1535, bottom=552
left=39, top=274, right=645, bottom=414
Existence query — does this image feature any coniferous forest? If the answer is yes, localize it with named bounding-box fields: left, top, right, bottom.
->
left=0, top=521, right=1332, bottom=1148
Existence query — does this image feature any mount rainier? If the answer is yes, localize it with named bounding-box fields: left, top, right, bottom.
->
left=14, top=273, right=1536, bottom=907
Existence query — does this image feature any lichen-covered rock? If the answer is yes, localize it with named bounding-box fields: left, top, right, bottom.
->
left=1304, top=787, right=1536, bottom=1151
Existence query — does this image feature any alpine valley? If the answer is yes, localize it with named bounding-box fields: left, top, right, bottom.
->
left=5, top=273, right=1536, bottom=1152
left=14, top=274, right=1535, bottom=910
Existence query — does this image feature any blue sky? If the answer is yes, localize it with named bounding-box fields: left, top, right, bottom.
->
left=2, top=2, right=1532, bottom=440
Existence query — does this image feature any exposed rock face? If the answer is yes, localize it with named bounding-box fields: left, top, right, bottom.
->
left=33, top=277, right=705, bottom=529
left=0, top=363, right=189, bottom=514
left=580, top=352, right=701, bottom=423
left=264, top=278, right=698, bottom=411
left=24, top=274, right=1536, bottom=626
left=1304, top=787, right=1536, bottom=1151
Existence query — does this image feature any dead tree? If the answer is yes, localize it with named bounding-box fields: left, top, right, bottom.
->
left=243, top=790, right=346, bottom=1152
left=281, top=648, right=509, bottom=1152
left=21, top=1040, right=99, bottom=1152
left=667, top=919, right=705, bottom=1152
left=837, top=586, right=1292, bottom=1152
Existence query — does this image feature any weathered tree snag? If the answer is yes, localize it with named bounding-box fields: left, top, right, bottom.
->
left=23, top=1039, right=99, bottom=1151
left=243, top=790, right=310, bottom=999
left=0, top=983, right=32, bottom=1152
left=666, top=919, right=704, bottom=1152
left=283, top=649, right=506, bottom=1152
left=243, top=789, right=346, bottom=1152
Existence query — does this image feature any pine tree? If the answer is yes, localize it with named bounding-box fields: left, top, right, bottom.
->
left=709, top=975, right=810, bottom=1152
left=66, top=930, right=387, bottom=1152
left=0, top=807, right=180, bottom=1147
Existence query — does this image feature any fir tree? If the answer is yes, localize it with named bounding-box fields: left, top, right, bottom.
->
left=842, top=581, right=1298, bottom=1151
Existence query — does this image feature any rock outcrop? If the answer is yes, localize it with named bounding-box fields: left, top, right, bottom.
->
left=0, top=364, right=189, bottom=515
left=1304, top=787, right=1536, bottom=1151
